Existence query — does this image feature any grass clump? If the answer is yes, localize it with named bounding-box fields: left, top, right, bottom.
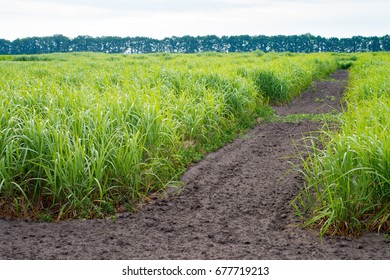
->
left=249, top=54, right=338, bottom=104
left=335, top=54, right=358, bottom=69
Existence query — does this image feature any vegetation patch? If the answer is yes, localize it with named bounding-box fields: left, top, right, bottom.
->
left=0, top=51, right=340, bottom=220
left=269, top=113, right=341, bottom=123
left=293, top=53, right=390, bottom=236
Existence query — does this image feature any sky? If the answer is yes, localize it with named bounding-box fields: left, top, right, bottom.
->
left=0, top=0, right=389, bottom=40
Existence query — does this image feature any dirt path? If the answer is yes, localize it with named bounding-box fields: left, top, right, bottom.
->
left=274, top=70, right=348, bottom=116
left=0, top=70, right=389, bottom=259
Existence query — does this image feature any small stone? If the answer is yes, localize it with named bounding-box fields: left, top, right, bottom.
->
left=280, top=214, right=288, bottom=219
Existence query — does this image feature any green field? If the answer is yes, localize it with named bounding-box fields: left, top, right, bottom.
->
left=0, top=51, right=388, bottom=235
left=294, top=53, right=390, bottom=235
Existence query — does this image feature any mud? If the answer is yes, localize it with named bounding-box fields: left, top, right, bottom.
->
left=1, top=70, right=389, bottom=259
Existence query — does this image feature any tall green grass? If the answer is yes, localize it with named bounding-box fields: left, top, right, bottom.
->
left=249, top=54, right=338, bottom=104
left=0, top=52, right=339, bottom=220
left=293, top=53, right=390, bottom=236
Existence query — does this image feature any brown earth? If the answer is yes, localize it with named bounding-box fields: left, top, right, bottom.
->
left=0, top=70, right=389, bottom=259
left=274, top=69, right=348, bottom=116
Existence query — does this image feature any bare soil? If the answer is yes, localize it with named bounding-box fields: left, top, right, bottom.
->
left=274, top=70, right=349, bottom=116
left=1, top=70, right=389, bottom=259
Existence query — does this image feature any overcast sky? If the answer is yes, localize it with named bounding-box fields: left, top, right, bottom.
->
left=0, top=0, right=389, bottom=40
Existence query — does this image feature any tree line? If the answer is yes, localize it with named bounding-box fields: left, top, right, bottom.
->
left=1, top=34, right=389, bottom=55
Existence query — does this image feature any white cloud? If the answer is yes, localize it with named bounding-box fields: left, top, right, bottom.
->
left=0, top=0, right=389, bottom=40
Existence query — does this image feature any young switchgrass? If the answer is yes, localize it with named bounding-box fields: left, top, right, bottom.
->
left=0, top=51, right=340, bottom=219
left=293, top=53, right=390, bottom=236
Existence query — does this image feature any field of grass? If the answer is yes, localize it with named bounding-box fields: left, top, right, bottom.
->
left=294, top=52, right=390, bottom=236
left=0, top=51, right=341, bottom=220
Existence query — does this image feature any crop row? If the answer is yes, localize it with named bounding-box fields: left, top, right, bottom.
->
left=294, top=52, right=390, bottom=236
left=0, top=52, right=339, bottom=220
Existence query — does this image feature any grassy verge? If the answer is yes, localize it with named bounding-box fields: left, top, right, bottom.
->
left=293, top=53, right=390, bottom=236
